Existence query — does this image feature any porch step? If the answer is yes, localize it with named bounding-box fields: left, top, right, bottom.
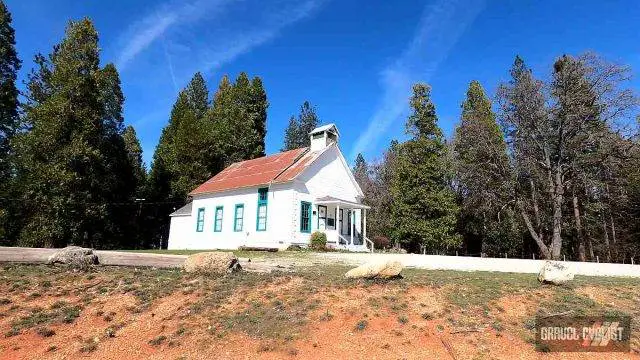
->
left=238, top=246, right=279, bottom=252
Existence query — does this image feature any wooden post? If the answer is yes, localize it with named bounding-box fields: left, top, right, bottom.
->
left=632, top=257, right=635, bottom=265
left=336, top=204, right=340, bottom=236
left=505, top=253, right=507, bottom=258
left=455, top=251, right=458, bottom=256
left=533, top=253, right=535, bottom=260
left=563, top=255, right=566, bottom=261
left=363, top=208, right=367, bottom=241
left=596, top=255, right=599, bottom=263
left=350, top=210, right=354, bottom=246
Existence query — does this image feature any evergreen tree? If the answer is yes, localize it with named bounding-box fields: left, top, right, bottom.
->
left=0, top=1, right=19, bottom=244
left=281, top=101, right=319, bottom=150
left=298, top=101, right=319, bottom=140
left=250, top=76, right=268, bottom=156
left=122, top=125, right=146, bottom=195
left=209, top=73, right=264, bottom=165
left=453, top=81, right=517, bottom=256
left=365, top=141, right=399, bottom=248
left=153, top=78, right=209, bottom=201
left=390, top=83, right=461, bottom=253
left=352, top=153, right=370, bottom=196
left=185, top=72, right=208, bottom=119
left=282, top=116, right=300, bottom=151
left=14, top=19, right=133, bottom=248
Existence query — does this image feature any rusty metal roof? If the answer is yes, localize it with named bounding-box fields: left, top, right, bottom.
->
left=189, top=147, right=313, bottom=196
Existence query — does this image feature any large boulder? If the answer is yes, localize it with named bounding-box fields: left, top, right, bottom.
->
left=538, top=261, right=574, bottom=285
left=47, top=246, right=99, bottom=269
left=345, top=259, right=403, bottom=279
left=183, top=252, right=241, bottom=274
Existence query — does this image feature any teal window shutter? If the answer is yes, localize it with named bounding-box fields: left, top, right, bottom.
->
left=234, top=204, right=244, bottom=232
left=256, top=188, right=268, bottom=231
left=214, top=206, right=223, bottom=232
left=300, top=201, right=311, bottom=233
left=196, top=208, right=205, bottom=232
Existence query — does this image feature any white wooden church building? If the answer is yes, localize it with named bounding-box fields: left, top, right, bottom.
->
left=167, top=124, right=372, bottom=252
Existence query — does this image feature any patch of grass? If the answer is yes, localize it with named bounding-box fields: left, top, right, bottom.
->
left=174, top=324, right=187, bottom=336
left=105, top=327, right=116, bottom=338
left=50, top=300, right=68, bottom=309
left=257, top=341, right=276, bottom=352
left=103, top=311, right=116, bottom=322
left=422, top=270, right=539, bottom=308
left=47, top=345, right=57, bottom=352
left=0, top=298, right=11, bottom=305
left=36, top=327, right=56, bottom=337
left=539, top=289, right=599, bottom=316
left=4, top=327, right=20, bottom=337
left=79, top=341, right=98, bottom=353
left=319, top=310, right=334, bottom=321
left=148, top=335, right=167, bottom=346
left=61, top=305, right=82, bottom=323
left=10, top=304, right=82, bottom=332
left=491, top=321, right=504, bottom=332
left=355, top=319, right=368, bottom=331
left=421, top=312, right=434, bottom=320
left=397, top=315, right=409, bottom=324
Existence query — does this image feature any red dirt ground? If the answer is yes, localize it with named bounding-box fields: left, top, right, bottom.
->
left=1, top=264, right=639, bottom=360
left=1, top=284, right=638, bottom=360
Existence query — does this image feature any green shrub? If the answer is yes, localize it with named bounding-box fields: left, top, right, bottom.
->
left=310, top=231, right=327, bottom=251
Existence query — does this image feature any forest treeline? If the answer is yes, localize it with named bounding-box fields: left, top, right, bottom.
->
left=0, top=3, right=638, bottom=262
left=354, top=55, right=640, bottom=262
left=0, top=7, right=320, bottom=250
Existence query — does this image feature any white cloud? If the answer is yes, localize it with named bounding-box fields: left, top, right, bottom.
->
left=115, top=0, right=232, bottom=70
left=349, top=0, right=486, bottom=160
left=199, top=0, right=323, bottom=74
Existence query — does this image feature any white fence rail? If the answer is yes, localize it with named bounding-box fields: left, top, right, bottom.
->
left=316, top=253, right=640, bottom=278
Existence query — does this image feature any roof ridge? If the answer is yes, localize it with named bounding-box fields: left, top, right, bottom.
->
left=228, top=147, right=308, bottom=167
left=272, top=147, right=310, bottom=183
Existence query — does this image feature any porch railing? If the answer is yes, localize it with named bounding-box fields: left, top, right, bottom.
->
left=364, top=237, right=374, bottom=253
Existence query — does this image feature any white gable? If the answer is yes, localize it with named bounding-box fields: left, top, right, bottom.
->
left=295, top=144, right=363, bottom=202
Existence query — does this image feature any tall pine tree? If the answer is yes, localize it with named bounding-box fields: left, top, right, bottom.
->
left=282, top=101, right=319, bottom=150
left=453, top=80, right=517, bottom=256
left=14, top=19, right=134, bottom=248
left=390, top=83, right=460, bottom=253
left=122, top=125, right=146, bottom=196
left=0, top=0, right=19, bottom=244
left=150, top=73, right=210, bottom=202
left=209, top=73, right=266, bottom=165
left=250, top=76, right=268, bottom=156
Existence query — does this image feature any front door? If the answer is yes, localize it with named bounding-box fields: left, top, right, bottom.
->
left=317, top=205, right=327, bottom=230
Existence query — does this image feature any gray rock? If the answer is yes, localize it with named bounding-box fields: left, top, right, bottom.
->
left=538, top=260, right=574, bottom=285
left=47, top=246, right=99, bottom=269
left=345, top=259, right=404, bottom=279
left=183, top=252, right=241, bottom=274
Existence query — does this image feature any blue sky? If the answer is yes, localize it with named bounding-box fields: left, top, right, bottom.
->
left=6, top=0, right=640, bottom=165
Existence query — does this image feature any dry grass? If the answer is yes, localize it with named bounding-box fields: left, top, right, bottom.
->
left=1, top=262, right=639, bottom=357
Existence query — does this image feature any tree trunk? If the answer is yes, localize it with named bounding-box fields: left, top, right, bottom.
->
left=610, top=215, right=617, bottom=262
left=587, top=231, right=595, bottom=260
left=518, top=200, right=551, bottom=259
left=530, top=179, right=541, bottom=232
left=572, top=191, right=586, bottom=261
left=603, top=218, right=612, bottom=262
left=550, top=169, right=564, bottom=260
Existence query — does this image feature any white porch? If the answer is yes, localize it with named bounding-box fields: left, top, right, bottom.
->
left=314, top=196, right=373, bottom=252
